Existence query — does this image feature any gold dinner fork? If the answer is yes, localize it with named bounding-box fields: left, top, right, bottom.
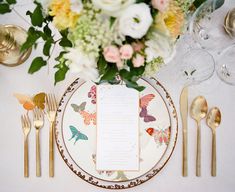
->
left=45, top=94, right=57, bottom=177
left=21, top=114, right=31, bottom=177
left=33, top=107, right=44, bottom=177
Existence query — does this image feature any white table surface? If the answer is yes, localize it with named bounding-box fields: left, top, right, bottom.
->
left=1, top=1, right=235, bottom=191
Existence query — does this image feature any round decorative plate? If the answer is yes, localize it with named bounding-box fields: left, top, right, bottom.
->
left=55, top=77, right=178, bottom=189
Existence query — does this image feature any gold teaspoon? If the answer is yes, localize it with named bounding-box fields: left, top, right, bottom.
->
left=190, top=96, right=208, bottom=177
left=206, top=107, right=221, bottom=177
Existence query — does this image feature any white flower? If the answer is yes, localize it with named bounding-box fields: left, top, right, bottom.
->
left=145, top=32, right=176, bottom=64
left=91, top=0, right=135, bottom=17
left=64, top=48, right=99, bottom=81
left=70, top=0, right=83, bottom=14
left=119, top=3, right=153, bottom=39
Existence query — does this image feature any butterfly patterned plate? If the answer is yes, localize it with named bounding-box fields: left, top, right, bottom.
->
left=55, top=77, right=178, bottom=189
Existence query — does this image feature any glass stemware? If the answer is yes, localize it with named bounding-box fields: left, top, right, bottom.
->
left=178, top=49, right=215, bottom=86
left=189, top=0, right=235, bottom=52
left=216, top=44, right=235, bottom=85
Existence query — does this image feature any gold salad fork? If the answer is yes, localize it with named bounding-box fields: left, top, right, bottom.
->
left=33, top=107, right=44, bottom=177
left=45, top=94, right=57, bottom=177
left=21, top=114, right=31, bottom=177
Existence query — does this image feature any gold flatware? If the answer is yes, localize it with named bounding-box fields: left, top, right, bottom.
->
left=180, top=86, right=188, bottom=177
left=206, top=107, right=221, bottom=177
left=190, top=96, right=208, bottom=177
left=45, top=94, right=57, bottom=177
left=21, top=114, right=31, bottom=177
left=33, top=107, right=44, bottom=177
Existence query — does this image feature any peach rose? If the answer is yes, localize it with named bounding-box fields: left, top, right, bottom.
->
left=120, top=44, right=134, bottom=60
left=103, top=45, right=120, bottom=63
left=132, top=42, right=145, bottom=52
left=152, top=0, right=169, bottom=12
left=132, top=54, right=145, bottom=68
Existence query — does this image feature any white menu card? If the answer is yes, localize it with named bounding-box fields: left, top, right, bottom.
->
left=96, top=85, right=139, bottom=171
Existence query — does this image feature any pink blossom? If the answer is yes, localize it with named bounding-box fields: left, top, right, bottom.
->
left=151, top=0, right=169, bottom=12
left=132, top=54, right=145, bottom=68
left=132, top=42, right=145, bottom=52
left=120, top=44, right=134, bottom=60
left=103, top=45, right=120, bottom=63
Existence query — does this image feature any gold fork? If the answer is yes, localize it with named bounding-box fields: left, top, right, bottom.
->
left=45, top=94, right=57, bottom=177
left=33, top=107, right=44, bottom=177
left=21, top=114, right=31, bottom=177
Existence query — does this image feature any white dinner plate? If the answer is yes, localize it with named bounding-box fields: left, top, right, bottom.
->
left=55, top=77, right=178, bottom=189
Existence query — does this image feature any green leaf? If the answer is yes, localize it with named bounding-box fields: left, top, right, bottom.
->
left=110, top=17, right=116, bottom=28
left=119, top=69, right=131, bottom=80
left=28, top=57, right=47, bottom=74
left=54, top=63, right=69, bottom=85
left=59, top=37, right=72, bottom=47
left=193, top=0, right=207, bottom=8
left=59, top=29, right=72, bottom=47
left=131, top=66, right=145, bottom=76
left=124, top=79, right=145, bottom=92
left=43, top=39, right=53, bottom=56
left=43, top=25, right=52, bottom=37
left=6, top=0, right=16, bottom=4
left=21, top=27, right=41, bottom=52
left=136, top=0, right=150, bottom=3
left=27, top=5, right=44, bottom=27
left=0, top=3, right=11, bottom=14
left=97, top=56, right=107, bottom=75
left=213, top=0, right=225, bottom=10
left=100, top=65, right=118, bottom=81
left=55, top=51, right=67, bottom=61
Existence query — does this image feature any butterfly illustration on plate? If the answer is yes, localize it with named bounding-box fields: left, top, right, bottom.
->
left=79, top=111, right=96, bottom=125
left=146, top=127, right=170, bottom=146
left=91, top=154, right=115, bottom=176
left=139, top=94, right=156, bottom=122
left=88, top=85, right=96, bottom=104
left=71, top=102, right=96, bottom=126
left=14, top=92, right=46, bottom=111
left=69, top=125, right=88, bottom=145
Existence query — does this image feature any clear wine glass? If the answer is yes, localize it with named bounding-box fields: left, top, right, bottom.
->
left=216, top=44, right=235, bottom=85
left=189, top=0, right=235, bottom=52
left=178, top=49, right=215, bottom=86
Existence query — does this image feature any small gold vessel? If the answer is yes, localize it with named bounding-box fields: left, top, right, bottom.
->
left=0, top=24, right=32, bottom=67
left=224, top=8, right=235, bottom=38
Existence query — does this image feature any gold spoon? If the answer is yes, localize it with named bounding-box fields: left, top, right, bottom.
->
left=190, top=96, right=208, bottom=176
left=206, top=107, right=222, bottom=177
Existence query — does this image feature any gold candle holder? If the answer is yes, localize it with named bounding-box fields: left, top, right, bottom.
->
left=224, top=8, right=235, bottom=38
left=0, top=25, right=32, bottom=67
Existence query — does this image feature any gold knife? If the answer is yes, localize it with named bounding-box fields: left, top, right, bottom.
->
left=180, top=86, right=188, bottom=177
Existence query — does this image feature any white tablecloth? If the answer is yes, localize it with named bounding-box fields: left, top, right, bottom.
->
left=1, top=1, right=235, bottom=191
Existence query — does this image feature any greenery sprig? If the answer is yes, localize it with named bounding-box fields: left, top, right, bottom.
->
left=0, top=0, right=16, bottom=14
left=20, top=1, right=72, bottom=84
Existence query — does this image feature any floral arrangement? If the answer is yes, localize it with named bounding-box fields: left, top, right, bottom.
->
left=1, top=0, right=207, bottom=90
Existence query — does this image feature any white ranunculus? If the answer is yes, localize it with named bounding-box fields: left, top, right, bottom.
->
left=145, top=32, right=176, bottom=64
left=92, top=0, right=135, bottom=17
left=119, top=3, right=153, bottom=39
left=64, top=48, right=99, bottom=81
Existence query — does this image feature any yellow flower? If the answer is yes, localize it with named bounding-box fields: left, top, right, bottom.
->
left=49, top=0, right=79, bottom=30
left=154, top=1, right=185, bottom=39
